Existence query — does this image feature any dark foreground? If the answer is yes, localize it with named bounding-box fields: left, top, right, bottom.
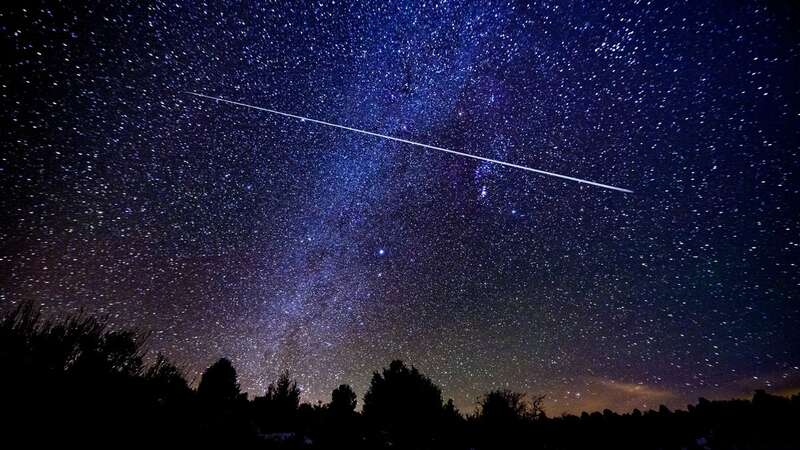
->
left=1, top=302, right=797, bottom=449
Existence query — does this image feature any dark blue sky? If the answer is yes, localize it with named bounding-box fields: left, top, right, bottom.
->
left=1, top=1, right=798, bottom=413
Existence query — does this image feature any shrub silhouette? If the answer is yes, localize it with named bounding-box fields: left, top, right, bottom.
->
left=477, top=389, right=544, bottom=425
left=471, top=390, right=545, bottom=448
left=146, top=353, right=192, bottom=396
left=0, top=302, right=186, bottom=446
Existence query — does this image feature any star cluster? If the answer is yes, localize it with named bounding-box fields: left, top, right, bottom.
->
left=1, top=1, right=798, bottom=414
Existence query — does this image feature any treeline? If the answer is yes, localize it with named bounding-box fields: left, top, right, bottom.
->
left=1, top=302, right=797, bottom=449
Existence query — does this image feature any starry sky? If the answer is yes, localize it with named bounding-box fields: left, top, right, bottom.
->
left=1, top=1, right=798, bottom=415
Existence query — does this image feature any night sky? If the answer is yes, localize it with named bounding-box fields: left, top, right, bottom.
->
left=1, top=1, right=798, bottom=414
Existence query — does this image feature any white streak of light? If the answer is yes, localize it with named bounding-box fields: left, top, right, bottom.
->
left=185, top=92, right=633, bottom=194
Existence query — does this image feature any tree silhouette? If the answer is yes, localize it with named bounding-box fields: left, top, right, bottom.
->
left=197, top=357, right=240, bottom=403
left=195, top=357, right=253, bottom=444
left=363, top=360, right=445, bottom=447
left=1, top=302, right=799, bottom=449
left=266, top=371, right=301, bottom=410
left=253, top=371, right=301, bottom=432
left=330, top=383, right=357, bottom=416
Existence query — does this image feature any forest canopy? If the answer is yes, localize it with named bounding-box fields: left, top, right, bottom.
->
left=1, top=302, right=797, bottom=449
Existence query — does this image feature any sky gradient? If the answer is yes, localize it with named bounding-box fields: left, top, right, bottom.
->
left=1, top=1, right=798, bottom=414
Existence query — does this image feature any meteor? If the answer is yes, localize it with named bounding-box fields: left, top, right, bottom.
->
left=185, top=92, right=633, bottom=194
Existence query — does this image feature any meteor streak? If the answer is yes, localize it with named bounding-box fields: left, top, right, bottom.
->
left=185, top=92, right=633, bottom=193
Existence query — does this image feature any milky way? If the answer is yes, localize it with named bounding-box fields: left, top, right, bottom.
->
left=1, top=2, right=798, bottom=414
